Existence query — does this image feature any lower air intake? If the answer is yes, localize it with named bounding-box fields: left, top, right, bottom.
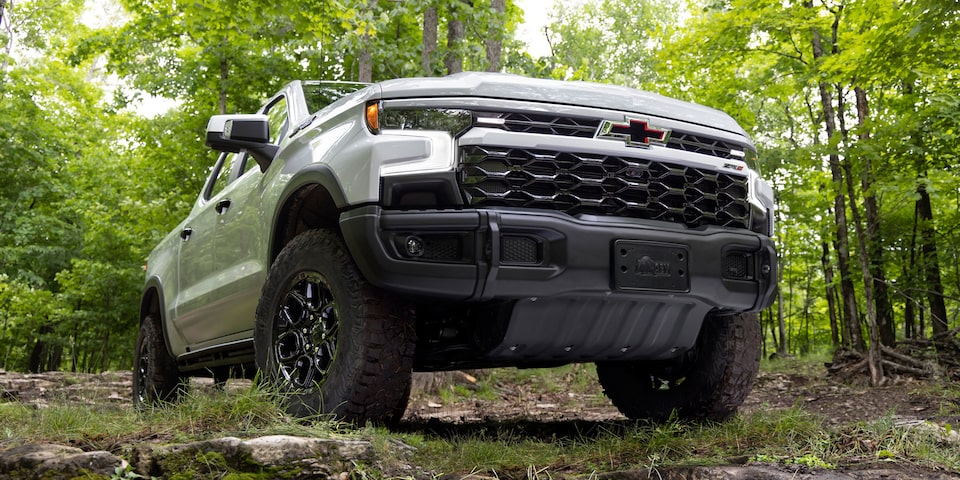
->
left=501, top=236, right=539, bottom=264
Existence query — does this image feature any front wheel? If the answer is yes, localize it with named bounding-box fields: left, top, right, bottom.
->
left=254, top=229, right=415, bottom=424
left=597, top=312, right=761, bottom=422
left=132, top=316, right=187, bottom=409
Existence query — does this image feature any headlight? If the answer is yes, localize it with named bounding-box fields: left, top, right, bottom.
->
left=739, top=148, right=759, bottom=172
left=727, top=147, right=759, bottom=172
left=366, top=103, right=473, bottom=137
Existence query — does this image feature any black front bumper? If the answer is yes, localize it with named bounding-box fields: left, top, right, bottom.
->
left=340, top=205, right=777, bottom=313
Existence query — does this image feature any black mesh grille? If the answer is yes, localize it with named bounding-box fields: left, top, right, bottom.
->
left=460, top=146, right=751, bottom=230
left=478, top=112, right=749, bottom=160
left=422, top=236, right=461, bottom=261
left=722, top=253, right=749, bottom=279
left=501, top=236, right=539, bottom=264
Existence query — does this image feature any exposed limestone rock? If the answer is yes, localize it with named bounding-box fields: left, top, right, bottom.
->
left=0, top=443, right=123, bottom=479
left=246, top=435, right=374, bottom=466
left=130, top=435, right=374, bottom=479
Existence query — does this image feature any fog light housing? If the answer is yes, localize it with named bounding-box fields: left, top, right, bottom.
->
left=404, top=236, right=424, bottom=257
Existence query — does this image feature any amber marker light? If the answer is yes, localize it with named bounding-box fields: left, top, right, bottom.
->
left=365, top=101, right=380, bottom=133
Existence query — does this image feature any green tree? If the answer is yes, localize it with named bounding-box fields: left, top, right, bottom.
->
left=655, top=0, right=960, bottom=372
left=544, top=0, right=681, bottom=87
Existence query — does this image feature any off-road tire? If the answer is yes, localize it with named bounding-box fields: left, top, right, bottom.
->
left=254, top=229, right=415, bottom=425
left=133, top=316, right=187, bottom=409
left=596, top=312, right=760, bottom=422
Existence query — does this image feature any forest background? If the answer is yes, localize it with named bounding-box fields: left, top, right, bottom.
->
left=0, top=0, right=957, bottom=377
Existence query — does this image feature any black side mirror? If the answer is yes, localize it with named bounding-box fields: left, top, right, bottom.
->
left=205, top=114, right=278, bottom=172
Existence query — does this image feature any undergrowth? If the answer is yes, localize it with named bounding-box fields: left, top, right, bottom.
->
left=402, top=406, right=960, bottom=476
left=0, top=381, right=344, bottom=451
left=1, top=360, right=958, bottom=478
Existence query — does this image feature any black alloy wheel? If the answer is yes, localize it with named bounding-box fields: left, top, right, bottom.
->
left=254, top=229, right=415, bottom=425
left=272, top=272, right=339, bottom=390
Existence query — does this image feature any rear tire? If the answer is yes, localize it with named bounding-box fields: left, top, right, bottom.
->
left=597, top=312, right=760, bottom=421
left=133, top=316, right=187, bottom=409
left=254, top=229, right=415, bottom=425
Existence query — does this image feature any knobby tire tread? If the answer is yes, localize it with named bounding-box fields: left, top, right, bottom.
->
left=597, top=312, right=761, bottom=421
left=255, top=229, right=415, bottom=425
left=133, top=316, right=186, bottom=407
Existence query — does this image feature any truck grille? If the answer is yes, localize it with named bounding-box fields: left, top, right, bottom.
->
left=478, top=112, right=749, bottom=161
left=460, top=146, right=751, bottom=230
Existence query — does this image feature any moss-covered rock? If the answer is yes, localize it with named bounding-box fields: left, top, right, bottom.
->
left=130, top=435, right=374, bottom=479
left=0, top=443, right=121, bottom=479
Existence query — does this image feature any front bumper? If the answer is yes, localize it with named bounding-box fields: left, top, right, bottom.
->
left=340, top=205, right=777, bottom=313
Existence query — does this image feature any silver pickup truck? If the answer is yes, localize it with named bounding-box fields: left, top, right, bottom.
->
left=135, top=72, right=777, bottom=424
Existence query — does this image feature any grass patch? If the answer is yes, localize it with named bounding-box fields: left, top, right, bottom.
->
left=0, top=380, right=344, bottom=451
left=483, top=364, right=600, bottom=396
left=401, top=406, right=960, bottom=476
left=760, top=352, right=832, bottom=376
left=2, top=362, right=959, bottom=477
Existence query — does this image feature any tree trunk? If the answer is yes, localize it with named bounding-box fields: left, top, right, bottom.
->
left=809, top=5, right=880, bottom=382
left=1, top=0, right=11, bottom=72
left=357, top=0, right=376, bottom=82
left=28, top=324, right=55, bottom=373
left=903, top=267, right=916, bottom=339
left=822, top=241, right=840, bottom=349
left=775, top=246, right=787, bottom=355
left=444, top=1, right=467, bottom=74
left=99, top=330, right=108, bottom=372
left=801, top=267, right=815, bottom=354
left=842, top=142, right=885, bottom=385
left=759, top=309, right=768, bottom=358
left=810, top=28, right=863, bottom=353
left=72, top=314, right=79, bottom=373
left=777, top=277, right=787, bottom=355
left=358, top=49, right=373, bottom=82
left=854, top=87, right=895, bottom=346
left=485, top=0, right=505, bottom=72
left=769, top=311, right=779, bottom=357
left=916, top=183, right=949, bottom=335
left=904, top=203, right=920, bottom=339
left=422, top=5, right=438, bottom=74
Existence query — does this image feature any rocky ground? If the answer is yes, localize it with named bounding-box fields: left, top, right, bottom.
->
left=1, top=367, right=959, bottom=478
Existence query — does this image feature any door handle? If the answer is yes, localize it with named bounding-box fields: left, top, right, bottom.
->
left=215, top=199, right=232, bottom=214
left=180, top=228, right=193, bottom=240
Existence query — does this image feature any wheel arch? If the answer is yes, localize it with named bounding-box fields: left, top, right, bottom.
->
left=139, top=278, right=178, bottom=359
left=270, top=164, right=349, bottom=263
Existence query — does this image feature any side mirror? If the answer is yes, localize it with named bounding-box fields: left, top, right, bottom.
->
left=205, top=114, right=278, bottom=172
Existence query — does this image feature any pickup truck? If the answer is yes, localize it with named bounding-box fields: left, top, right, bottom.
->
left=135, top=73, right=777, bottom=424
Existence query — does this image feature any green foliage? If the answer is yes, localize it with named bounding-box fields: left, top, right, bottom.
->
left=650, top=0, right=960, bottom=354
left=542, top=0, right=681, bottom=87
left=2, top=0, right=959, bottom=374
left=1, top=370, right=959, bottom=475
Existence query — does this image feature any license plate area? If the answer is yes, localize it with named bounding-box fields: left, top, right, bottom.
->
left=613, top=240, right=690, bottom=292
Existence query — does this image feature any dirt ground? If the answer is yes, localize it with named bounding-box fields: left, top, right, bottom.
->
left=401, top=368, right=959, bottom=428
left=1, top=366, right=959, bottom=478
left=0, top=366, right=958, bottom=436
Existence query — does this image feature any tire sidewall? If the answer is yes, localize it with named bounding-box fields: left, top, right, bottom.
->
left=254, top=231, right=368, bottom=418
left=133, top=316, right=183, bottom=407
left=132, top=322, right=151, bottom=408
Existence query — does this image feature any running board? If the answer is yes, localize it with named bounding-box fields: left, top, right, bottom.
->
left=177, top=339, right=255, bottom=372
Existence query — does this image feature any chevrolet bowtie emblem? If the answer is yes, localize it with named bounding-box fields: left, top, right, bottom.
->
left=596, top=117, right=670, bottom=148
